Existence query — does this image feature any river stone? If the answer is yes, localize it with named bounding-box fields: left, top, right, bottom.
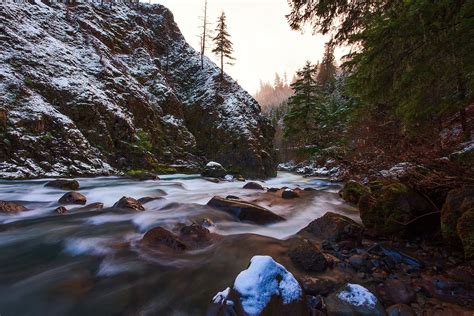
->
left=113, top=196, right=145, bottom=211
left=298, top=212, right=363, bottom=243
left=243, top=182, right=264, bottom=190
left=386, top=304, right=415, bottom=316
left=179, top=223, right=214, bottom=247
left=55, top=206, right=68, bottom=214
left=138, top=196, right=163, bottom=204
left=288, top=238, right=328, bottom=272
left=207, top=196, right=285, bottom=225
left=441, top=188, right=474, bottom=244
left=58, top=192, right=87, bottom=205
left=0, top=200, right=27, bottom=214
left=45, top=179, right=80, bottom=190
left=376, top=279, right=416, bottom=305
left=326, top=283, right=386, bottom=316
left=299, top=276, right=339, bottom=296
left=141, top=227, right=186, bottom=251
left=282, top=189, right=299, bottom=199
left=202, top=161, right=227, bottom=178
left=76, top=202, right=104, bottom=211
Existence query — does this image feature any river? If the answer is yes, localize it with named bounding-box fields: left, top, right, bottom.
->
left=0, top=172, right=358, bottom=315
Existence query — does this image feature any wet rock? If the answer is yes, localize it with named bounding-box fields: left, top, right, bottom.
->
left=339, top=180, right=369, bottom=204
left=0, top=200, right=27, bottom=214
left=234, top=174, right=245, bottom=182
left=210, top=256, right=306, bottom=316
left=377, top=279, right=416, bottom=305
left=207, top=287, right=246, bottom=316
left=58, top=192, right=87, bottom=205
left=55, top=206, right=68, bottom=214
left=205, top=178, right=220, bottom=183
left=349, top=254, right=370, bottom=270
left=141, top=226, right=186, bottom=251
left=128, top=171, right=160, bottom=181
left=225, top=195, right=240, bottom=200
left=386, top=304, right=415, bottom=316
left=243, top=182, right=264, bottom=190
left=198, top=218, right=215, bottom=229
left=207, top=196, right=285, bottom=225
left=45, top=179, right=80, bottom=190
left=358, top=181, right=433, bottom=236
left=78, top=202, right=104, bottom=211
left=326, top=283, right=385, bottom=316
left=300, top=276, right=339, bottom=296
left=179, top=223, right=214, bottom=247
left=202, top=161, right=227, bottom=178
left=298, top=212, right=364, bottom=243
left=288, top=238, right=328, bottom=272
left=282, top=189, right=299, bottom=199
left=267, top=187, right=279, bottom=192
left=113, top=196, right=145, bottom=211
left=137, top=197, right=163, bottom=204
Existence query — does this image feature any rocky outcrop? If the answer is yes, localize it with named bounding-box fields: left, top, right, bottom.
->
left=202, top=161, right=227, bottom=178
left=207, top=196, right=285, bottom=225
left=0, top=2, right=276, bottom=179
left=441, top=188, right=474, bottom=262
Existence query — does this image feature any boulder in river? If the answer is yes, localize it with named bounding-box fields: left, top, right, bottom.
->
left=339, top=180, right=369, bottom=204
left=243, top=182, right=264, bottom=190
left=282, top=189, right=299, bottom=199
left=288, top=238, right=328, bottom=272
left=113, top=196, right=145, bottom=211
left=141, top=226, right=186, bottom=251
left=202, top=161, right=227, bottom=178
left=45, top=179, right=80, bottom=190
left=0, top=200, right=27, bottom=214
left=207, top=196, right=285, bottom=225
left=208, top=255, right=306, bottom=316
left=298, top=212, right=363, bottom=243
left=326, top=283, right=385, bottom=316
left=58, top=192, right=87, bottom=205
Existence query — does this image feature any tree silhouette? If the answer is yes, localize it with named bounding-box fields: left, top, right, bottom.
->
left=212, top=12, right=235, bottom=80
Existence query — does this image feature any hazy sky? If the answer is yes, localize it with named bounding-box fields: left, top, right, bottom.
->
left=154, top=0, right=344, bottom=94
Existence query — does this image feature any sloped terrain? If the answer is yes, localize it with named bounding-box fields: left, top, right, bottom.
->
left=0, top=1, right=276, bottom=179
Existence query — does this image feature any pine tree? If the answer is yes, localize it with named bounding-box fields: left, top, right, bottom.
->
left=212, top=12, right=235, bottom=80
left=317, top=43, right=337, bottom=92
left=284, top=61, right=321, bottom=145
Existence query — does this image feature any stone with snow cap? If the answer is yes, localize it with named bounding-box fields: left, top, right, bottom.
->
left=202, top=161, right=227, bottom=178
left=207, top=255, right=306, bottom=316
left=326, top=283, right=386, bottom=316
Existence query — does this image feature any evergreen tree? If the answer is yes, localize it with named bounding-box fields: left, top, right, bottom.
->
left=317, top=43, right=337, bottom=92
left=212, top=12, right=235, bottom=80
left=284, top=61, right=321, bottom=145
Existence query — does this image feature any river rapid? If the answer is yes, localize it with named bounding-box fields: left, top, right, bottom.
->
left=0, top=172, right=358, bottom=315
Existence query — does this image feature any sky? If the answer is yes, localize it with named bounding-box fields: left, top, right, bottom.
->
left=153, top=0, right=345, bottom=94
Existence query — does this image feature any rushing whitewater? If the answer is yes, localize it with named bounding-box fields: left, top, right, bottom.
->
left=0, top=172, right=358, bottom=315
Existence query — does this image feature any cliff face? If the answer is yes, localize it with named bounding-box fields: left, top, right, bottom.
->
left=0, top=1, right=276, bottom=179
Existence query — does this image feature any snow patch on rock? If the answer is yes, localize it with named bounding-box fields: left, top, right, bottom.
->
left=337, top=283, right=377, bottom=308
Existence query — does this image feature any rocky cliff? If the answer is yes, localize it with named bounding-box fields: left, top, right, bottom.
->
left=0, top=1, right=276, bottom=179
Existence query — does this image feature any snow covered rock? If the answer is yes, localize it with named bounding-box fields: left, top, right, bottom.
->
left=0, top=2, right=275, bottom=179
left=208, top=255, right=306, bottom=316
left=202, top=161, right=227, bottom=178
left=326, top=283, right=385, bottom=316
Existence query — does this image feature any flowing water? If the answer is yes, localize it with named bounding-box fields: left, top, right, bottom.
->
left=0, top=172, right=358, bottom=315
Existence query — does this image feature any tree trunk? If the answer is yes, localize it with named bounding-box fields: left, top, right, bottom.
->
left=220, top=53, right=224, bottom=80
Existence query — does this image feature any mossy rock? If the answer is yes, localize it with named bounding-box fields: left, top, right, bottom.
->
left=339, top=181, right=370, bottom=204
left=457, top=208, right=474, bottom=263
left=440, top=188, right=474, bottom=244
left=358, top=182, right=432, bottom=236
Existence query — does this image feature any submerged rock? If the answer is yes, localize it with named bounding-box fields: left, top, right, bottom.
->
left=339, top=181, right=369, bottom=204
left=326, top=283, right=385, bottom=316
left=45, top=179, right=80, bottom=190
left=288, top=238, right=327, bottom=272
left=298, top=212, right=363, bottom=243
left=141, top=227, right=186, bottom=251
left=243, top=182, right=264, bottom=190
left=208, top=255, right=305, bottom=316
left=113, top=197, right=145, bottom=211
left=0, top=200, right=27, bottom=214
left=76, top=202, right=104, bottom=211
left=207, top=196, right=285, bottom=225
left=55, top=206, right=68, bottom=214
left=202, top=161, right=227, bottom=178
left=137, top=197, right=163, bottom=204
left=58, top=192, right=87, bottom=205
